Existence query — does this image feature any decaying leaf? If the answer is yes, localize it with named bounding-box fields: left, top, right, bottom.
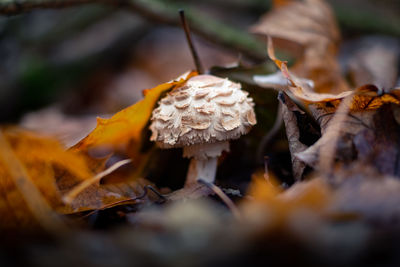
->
left=345, top=36, right=400, bottom=89
left=242, top=173, right=333, bottom=231
left=251, top=0, right=348, bottom=93
left=0, top=128, right=92, bottom=230
left=0, top=126, right=162, bottom=229
left=73, top=71, right=197, bottom=151
left=59, top=177, right=157, bottom=214
left=278, top=92, right=317, bottom=180
left=326, top=163, right=400, bottom=226
left=262, top=37, right=400, bottom=177
left=259, top=35, right=400, bottom=108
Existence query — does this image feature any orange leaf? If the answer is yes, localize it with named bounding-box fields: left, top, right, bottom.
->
left=265, top=38, right=400, bottom=110
left=242, top=173, right=332, bottom=230
left=0, top=128, right=92, bottom=230
left=73, top=71, right=198, bottom=150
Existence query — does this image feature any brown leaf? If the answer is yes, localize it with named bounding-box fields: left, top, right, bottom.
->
left=353, top=105, right=400, bottom=176
left=330, top=164, right=400, bottom=226
left=251, top=0, right=348, bottom=93
left=345, top=36, right=400, bottom=90
left=58, top=177, right=156, bottom=214
left=57, top=155, right=159, bottom=214
left=262, top=38, right=400, bottom=176
left=297, top=102, right=400, bottom=178
left=261, top=37, right=400, bottom=108
left=278, top=92, right=312, bottom=180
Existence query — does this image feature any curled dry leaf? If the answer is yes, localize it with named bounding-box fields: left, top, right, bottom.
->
left=262, top=37, right=400, bottom=108
left=263, top=38, right=400, bottom=176
left=278, top=92, right=310, bottom=181
left=251, top=0, right=348, bottom=93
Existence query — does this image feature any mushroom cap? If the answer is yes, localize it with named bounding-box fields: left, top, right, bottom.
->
left=150, top=75, right=257, bottom=148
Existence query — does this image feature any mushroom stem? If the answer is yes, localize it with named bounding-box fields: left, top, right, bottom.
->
left=185, top=157, right=218, bottom=187
left=182, top=141, right=230, bottom=187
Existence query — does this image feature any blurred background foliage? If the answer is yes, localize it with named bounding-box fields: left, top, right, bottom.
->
left=0, top=0, right=399, bottom=122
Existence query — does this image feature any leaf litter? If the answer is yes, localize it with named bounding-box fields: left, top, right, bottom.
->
left=2, top=0, right=400, bottom=266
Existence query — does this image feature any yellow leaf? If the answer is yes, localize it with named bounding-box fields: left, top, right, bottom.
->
left=73, top=71, right=198, bottom=150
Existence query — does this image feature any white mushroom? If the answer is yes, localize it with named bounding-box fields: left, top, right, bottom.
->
left=150, top=75, right=257, bottom=187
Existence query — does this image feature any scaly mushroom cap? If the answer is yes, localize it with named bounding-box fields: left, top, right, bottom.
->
left=150, top=75, right=257, bottom=148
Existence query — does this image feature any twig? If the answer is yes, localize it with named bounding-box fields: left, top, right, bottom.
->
left=63, top=158, right=132, bottom=204
left=318, top=94, right=354, bottom=175
left=179, top=9, right=204, bottom=74
left=263, top=156, right=270, bottom=181
left=198, top=178, right=241, bottom=220
left=83, top=185, right=166, bottom=218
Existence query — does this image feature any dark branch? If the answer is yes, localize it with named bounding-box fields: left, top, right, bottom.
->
left=179, top=9, right=204, bottom=74
left=0, top=0, right=268, bottom=61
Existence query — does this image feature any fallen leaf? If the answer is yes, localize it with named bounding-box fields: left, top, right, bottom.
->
left=259, top=34, right=400, bottom=108
left=265, top=46, right=400, bottom=175
left=329, top=163, right=400, bottom=226
left=344, top=36, right=400, bottom=90
left=73, top=71, right=197, bottom=151
left=278, top=92, right=319, bottom=180
left=59, top=177, right=157, bottom=214
left=241, top=173, right=333, bottom=233
left=251, top=0, right=348, bottom=93
left=0, top=128, right=92, bottom=230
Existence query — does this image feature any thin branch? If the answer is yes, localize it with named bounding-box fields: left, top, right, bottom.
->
left=198, top=179, right=242, bottom=220
left=0, top=0, right=268, bottom=61
left=179, top=9, right=204, bottom=74
left=0, top=0, right=102, bottom=14
left=63, top=158, right=132, bottom=204
left=318, top=94, right=354, bottom=175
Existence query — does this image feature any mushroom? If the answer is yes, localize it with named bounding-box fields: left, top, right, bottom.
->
left=150, top=75, right=256, bottom=187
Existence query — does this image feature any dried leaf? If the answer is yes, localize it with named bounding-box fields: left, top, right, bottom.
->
left=242, top=173, right=332, bottom=230
left=345, top=36, right=400, bottom=89
left=296, top=102, right=400, bottom=177
left=260, top=37, right=400, bottom=108
left=251, top=0, right=348, bottom=93
left=0, top=128, right=92, bottom=230
left=57, top=153, right=158, bottom=213
left=278, top=92, right=310, bottom=180
left=330, top=163, right=400, bottom=226
left=73, top=71, right=197, bottom=151
left=59, top=177, right=156, bottom=214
